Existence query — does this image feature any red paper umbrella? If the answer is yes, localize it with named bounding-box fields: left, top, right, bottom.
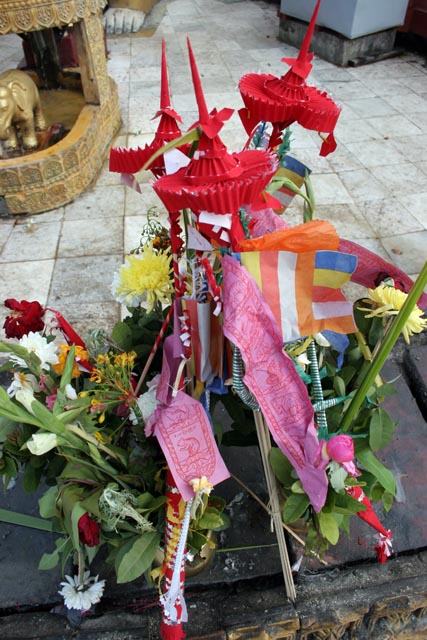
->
left=153, top=39, right=278, bottom=222
left=238, top=0, right=341, bottom=156
left=109, top=40, right=185, bottom=178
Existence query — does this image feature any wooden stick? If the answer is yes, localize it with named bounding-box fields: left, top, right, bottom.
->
left=253, top=410, right=296, bottom=602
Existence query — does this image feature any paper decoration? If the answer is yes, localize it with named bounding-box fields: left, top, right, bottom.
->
left=109, top=40, right=186, bottom=178
left=238, top=0, right=341, bottom=155
left=222, top=254, right=328, bottom=511
left=153, top=39, right=278, bottom=225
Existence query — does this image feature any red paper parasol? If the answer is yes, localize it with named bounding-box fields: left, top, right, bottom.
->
left=238, top=0, right=341, bottom=156
left=109, top=40, right=185, bottom=178
left=153, top=39, right=278, bottom=227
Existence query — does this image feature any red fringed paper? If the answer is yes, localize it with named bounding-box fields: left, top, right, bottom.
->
left=153, top=39, right=278, bottom=238
left=238, top=0, right=341, bottom=155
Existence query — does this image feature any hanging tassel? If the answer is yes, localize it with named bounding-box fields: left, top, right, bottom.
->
left=159, top=472, right=188, bottom=640
left=346, top=485, right=393, bottom=562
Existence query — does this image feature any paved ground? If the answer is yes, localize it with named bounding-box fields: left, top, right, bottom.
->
left=1, top=0, right=427, bottom=339
left=1, top=0, right=427, bottom=637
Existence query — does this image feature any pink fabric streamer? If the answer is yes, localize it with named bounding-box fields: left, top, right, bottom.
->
left=247, top=205, right=290, bottom=237
left=222, top=254, right=328, bottom=512
left=339, top=239, right=427, bottom=309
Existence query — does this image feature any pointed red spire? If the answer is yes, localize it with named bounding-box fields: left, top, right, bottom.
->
left=160, top=39, right=171, bottom=110
left=281, top=0, right=322, bottom=79
left=298, top=0, right=321, bottom=63
left=187, top=37, right=209, bottom=124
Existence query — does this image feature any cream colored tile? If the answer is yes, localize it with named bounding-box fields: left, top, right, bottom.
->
left=309, top=173, right=353, bottom=205
left=358, top=198, right=424, bottom=237
left=0, top=260, right=54, bottom=305
left=0, top=221, right=14, bottom=253
left=370, top=163, right=427, bottom=197
left=0, top=221, right=61, bottom=263
left=366, top=115, right=424, bottom=138
left=345, top=139, right=406, bottom=168
left=337, top=169, right=389, bottom=202
left=381, top=231, right=427, bottom=274
left=58, top=218, right=123, bottom=258
left=49, top=255, right=123, bottom=305
left=64, top=185, right=126, bottom=219
left=398, top=192, right=427, bottom=229
left=315, top=203, right=375, bottom=239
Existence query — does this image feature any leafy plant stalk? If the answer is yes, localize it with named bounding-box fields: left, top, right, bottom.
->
left=341, top=260, right=427, bottom=431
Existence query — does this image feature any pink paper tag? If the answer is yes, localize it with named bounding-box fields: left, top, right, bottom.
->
left=151, top=390, right=230, bottom=501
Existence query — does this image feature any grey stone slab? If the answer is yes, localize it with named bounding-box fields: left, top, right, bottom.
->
left=58, top=218, right=123, bottom=258
left=381, top=231, right=427, bottom=274
left=0, top=221, right=61, bottom=263
left=358, top=198, right=424, bottom=237
left=336, top=168, right=389, bottom=202
left=48, top=255, right=123, bottom=306
left=64, top=187, right=126, bottom=221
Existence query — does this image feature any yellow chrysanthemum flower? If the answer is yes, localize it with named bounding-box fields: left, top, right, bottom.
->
left=112, top=243, right=173, bottom=312
left=362, top=284, right=427, bottom=344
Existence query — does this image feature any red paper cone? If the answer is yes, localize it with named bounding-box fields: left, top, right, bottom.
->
left=109, top=41, right=186, bottom=178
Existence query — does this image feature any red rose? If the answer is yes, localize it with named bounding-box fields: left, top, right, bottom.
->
left=3, top=299, right=45, bottom=339
left=78, top=513, right=100, bottom=547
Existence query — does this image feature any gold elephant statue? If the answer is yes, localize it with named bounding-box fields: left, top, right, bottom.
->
left=0, top=69, right=47, bottom=154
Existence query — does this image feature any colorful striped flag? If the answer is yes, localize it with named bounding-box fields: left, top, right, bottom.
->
left=275, top=155, right=311, bottom=211
left=238, top=249, right=357, bottom=342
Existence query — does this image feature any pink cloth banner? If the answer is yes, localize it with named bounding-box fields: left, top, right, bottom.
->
left=222, top=254, right=328, bottom=512
left=340, top=238, right=427, bottom=309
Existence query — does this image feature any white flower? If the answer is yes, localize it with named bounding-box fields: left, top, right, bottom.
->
left=12, top=332, right=58, bottom=371
left=7, top=372, right=41, bottom=398
left=313, top=332, right=331, bottom=347
left=130, top=374, right=160, bottom=425
left=64, top=384, right=77, bottom=400
left=58, top=571, right=105, bottom=611
left=26, top=432, right=59, bottom=456
left=15, top=389, right=37, bottom=414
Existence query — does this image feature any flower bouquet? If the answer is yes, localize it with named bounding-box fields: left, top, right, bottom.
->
left=2, top=2, right=427, bottom=637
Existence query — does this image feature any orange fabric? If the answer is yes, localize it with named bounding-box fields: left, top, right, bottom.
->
left=237, top=219, right=339, bottom=253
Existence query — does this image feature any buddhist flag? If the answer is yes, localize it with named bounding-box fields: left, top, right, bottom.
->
left=238, top=249, right=357, bottom=342
left=276, top=155, right=311, bottom=209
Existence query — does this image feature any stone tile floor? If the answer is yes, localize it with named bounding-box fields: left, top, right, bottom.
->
left=0, top=0, right=427, bottom=342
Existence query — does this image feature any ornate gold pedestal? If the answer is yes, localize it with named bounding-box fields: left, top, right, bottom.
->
left=0, top=0, right=121, bottom=215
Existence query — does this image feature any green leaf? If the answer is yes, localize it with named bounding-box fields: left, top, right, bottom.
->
left=318, top=511, right=340, bottom=545
left=333, top=376, right=346, bottom=397
left=197, top=507, right=224, bottom=530
left=333, top=493, right=367, bottom=515
left=269, top=447, right=294, bottom=488
left=355, top=444, right=396, bottom=495
left=111, top=322, right=133, bottom=351
left=71, top=501, right=87, bottom=550
left=23, top=460, right=43, bottom=493
left=59, top=345, right=76, bottom=395
left=0, top=508, right=53, bottom=531
left=115, top=531, right=160, bottom=583
left=382, top=491, right=394, bottom=512
left=369, top=408, right=395, bottom=451
left=39, top=486, right=58, bottom=518
left=39, top=549, right=60, bottom=570
left=282, top=493, right=310, bottom=524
